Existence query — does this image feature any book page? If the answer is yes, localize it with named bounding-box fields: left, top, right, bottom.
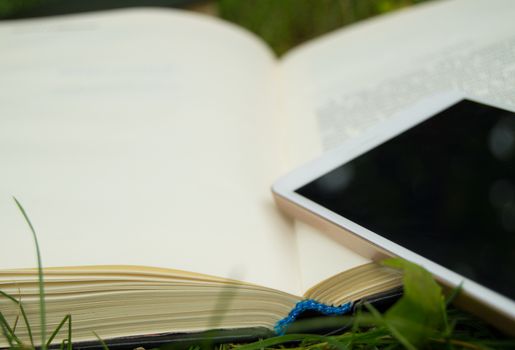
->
left=0, top=9, right=302, bottom=295
left=279, top=0, right=515, bottom=290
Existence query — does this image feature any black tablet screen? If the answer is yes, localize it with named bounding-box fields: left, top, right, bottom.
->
left=296, top=99, right=515, bottom=300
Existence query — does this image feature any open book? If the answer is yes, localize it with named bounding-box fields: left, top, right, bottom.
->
left=0, top=0, right=514, bottom=346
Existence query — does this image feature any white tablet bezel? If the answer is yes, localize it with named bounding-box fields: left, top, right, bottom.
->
left=273, top=92, right=515, bottom=325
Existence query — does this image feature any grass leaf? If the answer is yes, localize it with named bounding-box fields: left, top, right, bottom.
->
left=46, top=314, right=71, bottom=347
left=446, top=282, right=464, bottom=307
left=93, top=331, right=110, bottom=350
left=0, top=311, right=19, bottom=347
left=365, top=302, right=417, bottom=350
left=382, top=258, right=446, bottom=348
left=235, top=334, right=334, bottom=350
left=0, top=290, right=34, bottom=347
left=13, top=197, right=47, bottom=350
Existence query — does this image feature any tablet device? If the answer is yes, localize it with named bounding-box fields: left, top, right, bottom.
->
left=273, top=93, right=515, bottom=331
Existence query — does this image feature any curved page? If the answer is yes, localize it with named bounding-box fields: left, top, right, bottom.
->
left=0, top=9, right=301, bottom=294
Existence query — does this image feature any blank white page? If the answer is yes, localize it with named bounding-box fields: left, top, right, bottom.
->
left=0, top=9, right=301, bottom=294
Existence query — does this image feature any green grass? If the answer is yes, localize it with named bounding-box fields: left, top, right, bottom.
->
left=218, top=0, right=432, bottom=56
left=1, top=1, right=514, bottom=348
left=2, top=199, right=515, bottom=349
left=1, top=199, right=73, bottom=350
left=228, top=260, right=515, bottom=350
left=0, top=0, right=434, bottom=56
left=0, top=0, right=42, bottom=18
left=1, top=0, right=432, bottom=55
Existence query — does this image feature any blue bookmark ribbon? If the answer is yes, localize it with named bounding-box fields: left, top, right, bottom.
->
left=274, top=299, right=352, bottom=335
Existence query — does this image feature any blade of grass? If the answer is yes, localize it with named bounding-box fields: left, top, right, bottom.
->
left=235, top=334, right=336, bottom=350
left=200, top=270, right=244, bottom=350
left=60, top=338, right=71, bottom=350
left=300, top=334, right=351, bottom=350
left=429, top=337, right=493, bottom=350
left=13, top=197, right=46, bottom=349
left=11, top=294, right=21, bottom=334
left=365, top=303, right=417, bottom=350
left=93, top=331, right=110, bottom=350
left=348, top=307, right=362, bottom=347
left=441, top=293, right=452, bottom=340
left=12, top=315, right=20, bottom=335
left=0, top=290, right=34, bottom=347
left=471, top=339, right=515, bottom=348
left=0, top=311, right=22, bottom=347
left=46, top=314, right=71, bottom=347
left=67, top=314, right=72, bottom=350
left=335, top=327, right=390, bottom=343
left=446, top=283, right=463, bottom=307
left=0, top=318, right=15, bottom=348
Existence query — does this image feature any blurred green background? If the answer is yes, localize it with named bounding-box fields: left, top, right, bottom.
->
left=218, top=0, right=431, bottom=56
left=0, top=0, right=431, bottom=56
